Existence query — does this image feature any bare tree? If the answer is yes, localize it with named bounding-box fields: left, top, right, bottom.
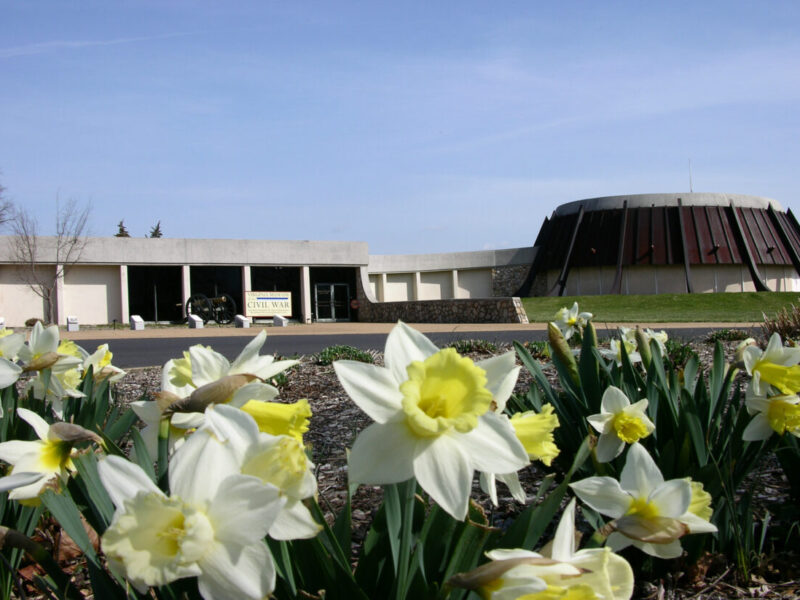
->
left=11, top=197, right=91, bottom=324
left=0, top=181, right=13, bottom=228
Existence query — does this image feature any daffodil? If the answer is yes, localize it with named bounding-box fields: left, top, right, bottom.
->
left=554, top=303, right=592, bottom=340
left=165, top=331, right=298, bottom=391
left=587, top=386, right=654, bottom=462
left=480, top=404, right=560, bottom=506
left=0, top=328, right=24, bottom=361
left=449, top=499, right=634, bottom=600
left=98, top=454, right=285, bottom=599
left=0, top=408, right=100, bottom=501
left=742, top=387, right=800, bottom=440
left=334, top=322, right=528, bottom=520
left=240, top=398, right=311, bottom=442
left=169, top=404, right=321, bottom=540
left=742, top=333, right=800, bottom=396
left=570, top=443, right=716, bottom=558
left=83, top=344, right=126, bottom=382
left=599, top=338, right=641, bottom=366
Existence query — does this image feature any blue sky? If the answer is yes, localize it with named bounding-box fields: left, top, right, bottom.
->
left=1, top=1, right=798, bottom=253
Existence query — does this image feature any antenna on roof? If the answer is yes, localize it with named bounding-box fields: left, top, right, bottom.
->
left=688, top=158, right=693, bottom=193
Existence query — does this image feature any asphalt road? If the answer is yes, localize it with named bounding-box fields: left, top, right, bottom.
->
left=75, top=326, right=752, bottom=368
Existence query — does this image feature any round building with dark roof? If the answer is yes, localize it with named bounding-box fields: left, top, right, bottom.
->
left=515, top=193, right=800, bottom=296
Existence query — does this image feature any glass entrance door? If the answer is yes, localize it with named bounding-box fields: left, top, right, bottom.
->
left=314, top=283, right=350, bottom=321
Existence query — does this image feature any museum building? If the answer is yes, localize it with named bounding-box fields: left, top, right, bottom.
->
left=0, top=193, right=797, bottom=326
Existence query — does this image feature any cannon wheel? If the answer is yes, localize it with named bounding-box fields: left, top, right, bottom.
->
left=186, top=293, right=213, bottom=324
left=214, top=293, right=237, bottom=325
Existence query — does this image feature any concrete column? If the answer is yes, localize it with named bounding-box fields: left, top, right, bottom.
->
left=300, top=266, right=312, bottom=323
left=120, top=265, right=130, bottom=323
left=242, top=266, right=252, bottom=313
left=379, top=273, right=388, bottom=302
left=413, top=271, right=421, bottom=301
left=55, top=265, right=66, bottom=325
left=181, top=265, right=191, bottom=313
left=451, top=269, right=460, bottom=299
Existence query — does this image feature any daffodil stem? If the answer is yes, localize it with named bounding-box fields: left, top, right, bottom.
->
left=393, top=478, right=418, bottom=600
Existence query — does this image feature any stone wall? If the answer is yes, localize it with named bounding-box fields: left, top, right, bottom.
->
left=492, top=264, right=531, bottom=296
left=355, top=268, right=529, bottom=323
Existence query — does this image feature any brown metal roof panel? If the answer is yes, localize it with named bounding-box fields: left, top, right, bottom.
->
left=706, top=205, right=734, bottom=263
left=778, top=211, right=800, bottom=250
left=635, top=208, right=652, bottom=264
left=689, top=206, right=712, bottom=264
left=650, top=206, right=668, bottom=264
left=756, top=208, right=790, bottom=264
left=737, top=207, right=768, bottom=264
left=719, top=206, right=743, bottom=263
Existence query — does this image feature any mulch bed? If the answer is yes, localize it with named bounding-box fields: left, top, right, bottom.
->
left=12, top=336, right=800, bottom=599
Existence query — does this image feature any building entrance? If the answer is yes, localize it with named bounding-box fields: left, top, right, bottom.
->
left=314, top=283, right=350, bottom=321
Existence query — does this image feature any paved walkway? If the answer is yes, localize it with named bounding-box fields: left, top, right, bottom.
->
left=61, top=320, right=762, bottom=341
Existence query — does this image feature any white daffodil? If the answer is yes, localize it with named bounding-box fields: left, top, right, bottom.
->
left=334, top=322, right=528, bottom=520
left=588, top=386, right=654, bottom=462
left=742, top=386, right=800, bottom=441
left=449, top=499, right=634, bottom=599
left=166, top=331, right=298, bottom=391
left=554, top=302, right=592, bottom=340
left=0, top=408, right=100, bottom=501
left=167, top=404, right=320, bottom=540
left=743, top=333, right=800, bottom=396
left=480, top=404, right=560, bottom=506
left=98, top=452, right=285, bottom=599
left=83, top=344, right=126, bottom=383
left=570, top=443, right=716, bottom=558
left=0, top=328, right=25, bottom=361
left=600, top=338, right=641, bottom=366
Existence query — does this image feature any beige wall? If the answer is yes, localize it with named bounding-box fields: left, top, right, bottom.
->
left=456, top=269, right=492, bottom=298
left=63, top=266, right=122, bottom=325
left=384, top=273, right=414, bottom=302
left=0, top=265, right=52, bottom=326
left=419, top=271, right=453, bottom=300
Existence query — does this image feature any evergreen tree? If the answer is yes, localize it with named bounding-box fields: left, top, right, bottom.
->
left=115, top=220, right=131, bottom=237
left=148, top=221, right=163, bottom=238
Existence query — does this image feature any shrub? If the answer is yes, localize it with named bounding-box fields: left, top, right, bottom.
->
left=316, top=344, right=374, bottom=365
left=446, top=338, right=498, bottom=354
left=762, top=303, right=800, bottom=341
left=705, top=328, right=750, bottom=343
left=665, top=338, right=698, bottom=367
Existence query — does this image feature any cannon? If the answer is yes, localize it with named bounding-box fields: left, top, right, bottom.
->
left=185, top=293, right=237, bottom=325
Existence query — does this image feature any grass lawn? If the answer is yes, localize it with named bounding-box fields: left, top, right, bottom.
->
left=522, top=291, right=800, bottom=323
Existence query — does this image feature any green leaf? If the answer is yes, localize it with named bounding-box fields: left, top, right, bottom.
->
left=104, top=408, right=139, bottom=443
left=72, top=452, right=115, bottom=529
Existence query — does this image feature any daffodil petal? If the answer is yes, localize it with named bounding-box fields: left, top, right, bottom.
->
left=16, top=408, right=51, bottom=440
left=348, top=421, right=416, bottom=485
left=0, top=440, right=39, bottom=464
left=743, top=414, right=774, bottom=441
left=477, top=352, right=519, bottom=411
left=413, top=433, right=472, bottom=520
left=269, top=500, right=323, bottom=541
left=190, top=346, right=231, bottom=387
left=551, top=498, right=577, bottom=561
left=649, top=479, right=692, bottom=518
left=484, top=548, right=542, bottom=560
left=602, top=387, right=631, bottom=412
left=595, top=432, right=625, bottom=463
left=202, top=404, right=260, bottom=459
left=633, top=539, right=683, bottom=559
left=228, top=330, right=267, bottom=372
left=0, top=359, right=22, bottom=388
left=495, top=472, right=527, bottom=504
left=0, top=471, right=44, bottom=493
left=461, top=413, right=528, bottom=474
left=384, top=322, right=438, bottom=384
left=229, top=381, right=279, bottom=408
left=98, top=456, right=163, bottom=508
left=207, top=475, right=284, bottom=546
left=620, top=443, right=664, bottom=496
left=569, top=476, right=631, bottom=519
left=680, top=511, right=718, bottom=534
left=169, top=425, right=242, bottom=505
left=480, top=471, right=499, bottom=505
left=333, top=361, right=403, bottom=423
left=197, top=541, right=275, bottom=600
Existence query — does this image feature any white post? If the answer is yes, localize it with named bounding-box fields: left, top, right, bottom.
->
left=242, top=265, right=251, bottom=299
left=379, top=273, right=388, bottom=302
left=413, top=271, right=421, bottom=301
left=300, top=266, right=312, bottom=323
left=451, top=269, right=459, bottom=299
left=181, top=265, right=191, bottom=315
left=120, top=265, right=130, bottom=323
